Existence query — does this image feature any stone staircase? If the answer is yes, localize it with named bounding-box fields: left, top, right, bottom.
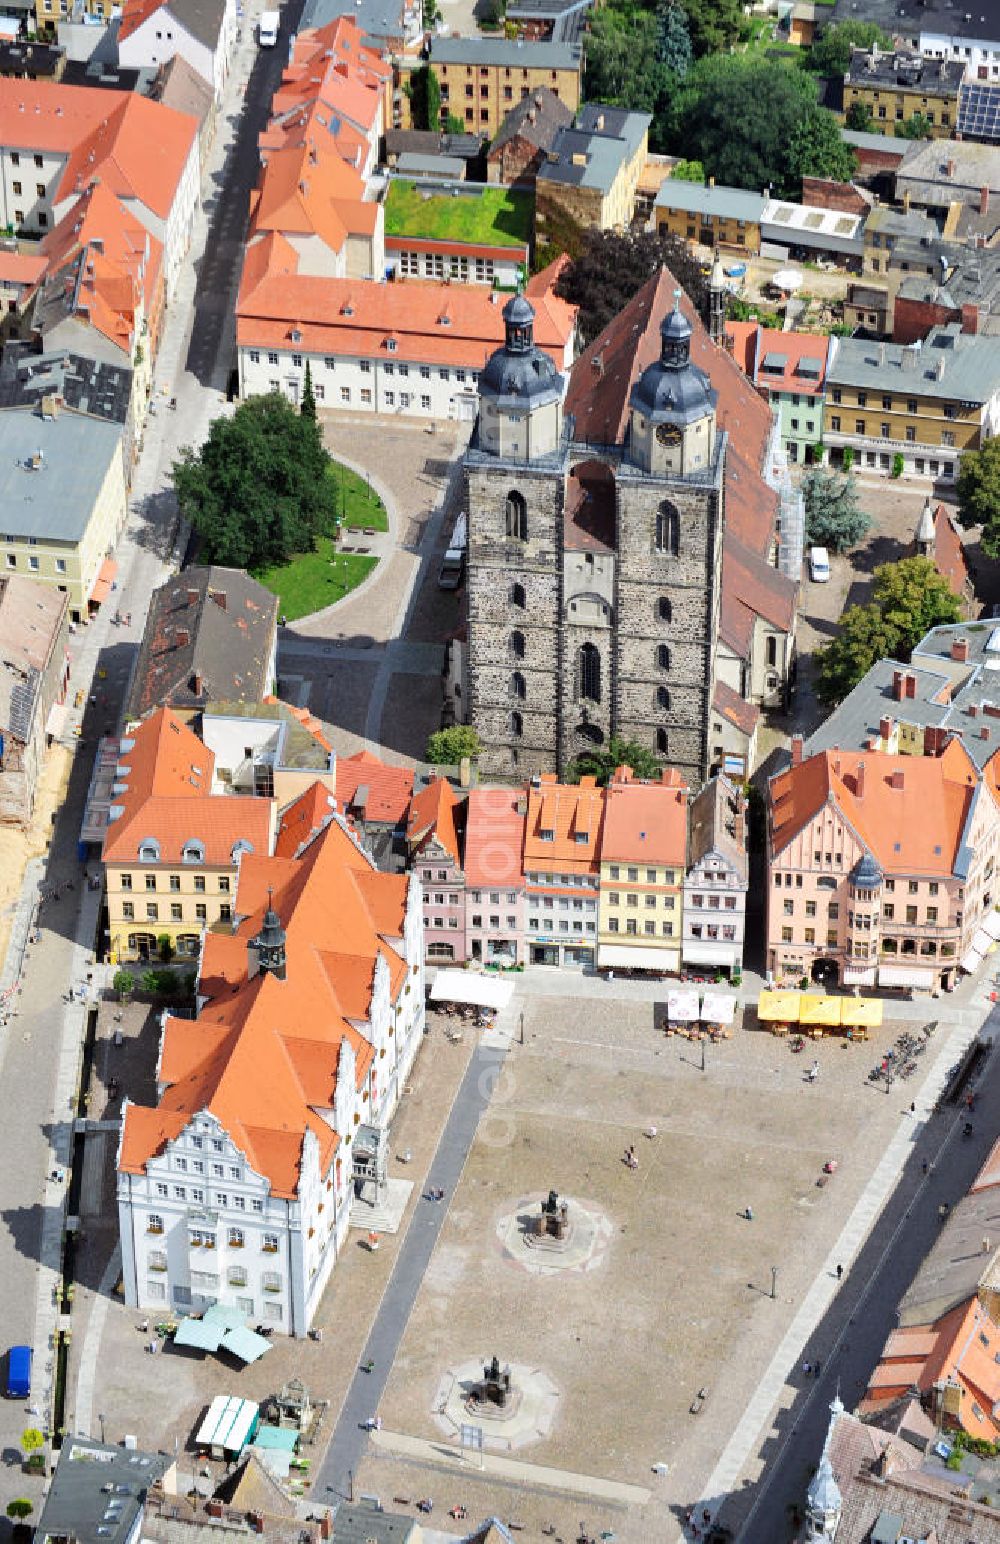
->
left=349, top=1177, right=413, bottom=1235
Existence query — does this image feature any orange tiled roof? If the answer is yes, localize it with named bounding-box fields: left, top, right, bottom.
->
left=102, top=707, right=272, bottom=866
left=407, top=778, right=460, bottom=864
left=39, top=178, right=164, bottom=352
left=463, top=786, right=526, bottom=888
left=119, top=817, right=411, bottom=1196
left=0, top=250, right=46, bottom=287
left=250, top=137, right=371, bottom=254
left=117, top=0, right=162, bottom=39
left=335, top=749, right=414, bottom=827
left=931, top=502, right=972, bottom=600
left=863, top=1298, right=1000, bottom=1443
left=523, top=773, right=605, bottom=876
left=601, top=766, right=687, bottom=866
left=276, top=781, right=337, bottom=858
left=770, top=739, right=982, bottom=876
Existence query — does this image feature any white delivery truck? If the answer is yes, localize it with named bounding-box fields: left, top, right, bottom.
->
left=438, top=511, right=467, bottom=590
left=259, top=9, right=279, bottom=45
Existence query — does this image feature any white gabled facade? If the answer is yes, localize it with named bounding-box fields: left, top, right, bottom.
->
left=118, top=0, right=238, bottom=103
left=238, top=344, right=483, bottom=421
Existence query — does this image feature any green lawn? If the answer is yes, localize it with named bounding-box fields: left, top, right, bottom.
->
left=254, top=538, right=377, bottom=620
left=383, top=179, right=532, bottom=248
left=325, top=461, right=388, bottom=532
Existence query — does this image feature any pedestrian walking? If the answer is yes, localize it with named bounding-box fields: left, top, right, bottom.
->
left=984, top=1236, right=992, bottom=1253
left=836, top=1264, right=843, bottom=1281
left=814, top=1360, right=822, bottom=1378
left=802, top=1361, right=812, bottom=1377
left=744, top=1205, right=753, bottom=1221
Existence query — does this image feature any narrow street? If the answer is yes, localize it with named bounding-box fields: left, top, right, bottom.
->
left=0, top=13, right=290, bottom=1521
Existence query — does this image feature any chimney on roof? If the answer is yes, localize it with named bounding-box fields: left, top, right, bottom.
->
left=855, top=761, right=865, bottom=797
left=902, top=189, right=911, bottom=213
left=961, top=303, right=980, bottom=335
left=890, top=769, right=905, bottom=790
left=952, top=635, right=970, bottom=662
left=733, top=807, right=746, bottom=847
left=190, top=671, right=203, bottom=696
left=174, top=628, right=190, bottom=648
left=791, top=733, right=804, bottom=768
left=924, top=724, right=949, bottom=756
left=879, top=715, right=894, bottom=743
left=946, top=158, right=956, bottom=177
left=210, top=589, right=227, bottom=611
left=187, top=587, right=199, bottom=607
left=979, top=184, right=990, bottom=216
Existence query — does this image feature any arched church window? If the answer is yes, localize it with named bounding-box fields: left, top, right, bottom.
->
left=510, top=582, right=526, bottom=608
left=510, top=671, right=526, bottom=700
left=510, top=711, right=523, bottom=738
left=505, top=489, right=527, bottom=541
left=510, top=631, right=525, bottom=660
left=657, top=686, right=670, bottom=710
left=657, top=644, right=671, bottom=671
left=658, top=597, right=672, bottom=622
left=655, top=502, right=680, bottom=556
left=579, top=643, right=601, bottom=704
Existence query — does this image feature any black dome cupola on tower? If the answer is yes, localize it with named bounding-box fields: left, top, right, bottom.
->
left=479, top=294, right=564, bottom=409
left=630, top=290, right=718, bottom=428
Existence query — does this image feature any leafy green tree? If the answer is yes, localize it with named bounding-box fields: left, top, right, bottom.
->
left=584, top=5, right=670, bottom=118
left=957, top=437, right=1000, bottom=553
left=802, top=467, right=871, bottom=551
left=112, top=968, right=133, bottom=1002
left=656, top=0, right=691, bottom=77
left=426, top=726, right=482, bottom=765
left=567, top=735, right=662, bottom=785
left=897, top=112, right=934, bottom=139
left=555, top=226, right=708, bottom=346
left=300, top=359, right=316, bottom=421
left=815, top=557, right=962, bottom=704
left=407, top=64, right=442, bottom=131
left=671, top=157, right=704, bottom=183
left=6, top=1501, right=33, bottom=1521
left=172, top=393, right=331, bottom=572
left=845, top=100, right=874, bottom=131
left=680, top=0, right=742, bottom=56
left=787, top=107, right=857, bottom=185
left=20, top=1429, right=44, bottom=1455
left=444, top=112, right=466, bottom=135
left=663, top=54, right=827, bottom=195
left=809, top=20, right=891, bottom=77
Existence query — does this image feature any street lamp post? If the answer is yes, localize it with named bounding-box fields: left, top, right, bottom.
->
left=770, top=1266, right=777, bottom=1300
left=98, top=1412, right=106, bottom=1444
left=701, top=1037, right=706, bottom=1073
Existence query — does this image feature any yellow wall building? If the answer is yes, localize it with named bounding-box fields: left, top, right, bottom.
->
left=102, top=708, right=275, bottom=963
left=596, top=770, right=688, bottom=974
left=843, top=46, right=963, bottom=137
left=0, top=404, right=126, bottom=622
left=535, top=103, right=650, bottom=234
left=421, top=37, right=582, bottom=138
left=654, top=181, right=765, bottom=254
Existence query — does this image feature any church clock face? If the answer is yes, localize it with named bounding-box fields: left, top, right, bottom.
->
left=656, top=423, right=682, bottom=447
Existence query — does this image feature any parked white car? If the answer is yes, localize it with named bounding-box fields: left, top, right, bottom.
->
left=809, top=546, right=831, bottom=583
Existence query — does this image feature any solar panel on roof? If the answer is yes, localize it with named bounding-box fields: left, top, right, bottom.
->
left=958, top=82, right=1000, bottom=141
left=834, top=216, right=855, bottom=234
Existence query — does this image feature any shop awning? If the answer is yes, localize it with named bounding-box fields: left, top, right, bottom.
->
left=89, top=556, right=118, bottom=607
left=757, top=989, right=800, bottom=1023
left=878, top=964, right=935, bottom=990
left=682, top=940, right=739, bottom=968
left=597, top=945, right=680, bottom=971
left=972, top=927, right=993, bottom=957
left=983, top=911, right=1000, bottom=942
left=203, top=1302, right=248, bottom=1331
left=961, top=946, right=984, bottom=975
left=195, top=1395, right=259, bottom=1454
left=175, top=1316, right=225, bottom=1352
left=221, top=1326, right=272, bottom=1364
left=700, top=991, right=736, bottom=1025
left=842, top=966, right=876, bottom=986
left=667, top=988, right=700, bottom=1023
left=840, top=997, right=883, bottom=1027
left=429, top=969, right=514, bottom=1010
left=799, top=994, right=842, bottom=1028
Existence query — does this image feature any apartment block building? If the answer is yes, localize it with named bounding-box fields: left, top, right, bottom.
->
left=844, top=45, right=964, bottom=135
left=766, top=737, right=1000, bottom=993
left=725, top=321, right=831, bottom=464
left=463, top=786, right=527, bottom=967
left=596, top=767, right=687, bottom=973
left=424, top=36, right=582, bottom=139
left=822, top=323, right=1000, bottom=482
left=117, top=806, right=425, bottom=1334
left=408, top=778, right=465, bottom=963
left=535, top=102, right=650, bottom=233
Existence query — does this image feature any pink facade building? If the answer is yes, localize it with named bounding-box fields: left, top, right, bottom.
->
left=463, top=787, right=527, bottom=966
left=408, top=779, right=465, bottom=963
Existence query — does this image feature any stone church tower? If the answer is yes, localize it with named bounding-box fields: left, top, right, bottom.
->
left=465, top=289, right=726, bottom=784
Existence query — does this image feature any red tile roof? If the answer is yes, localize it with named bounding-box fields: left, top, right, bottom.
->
left=275, top=780, right=337, bottom=858
left=524, top=773, right=605, bottom=876
left=931, top=502, right=972, bottom=600
left=120, top=817, right=411, bottom=1196
left=463, top=786, right=526, bottom=888
left=724, top=320, right=831, bottom=397
left=407, top=778, right=461, bottom=864
left=720, top=535, right=797, bottom=655
left=102, top=707, right=272, bottom=866
left=335, top=749, right=414, bottom=827
left=713, top=679, right=760, bottom=738
left=770, top=739, right=982, bottom=876
left=601, top=767, right=687, bottom=865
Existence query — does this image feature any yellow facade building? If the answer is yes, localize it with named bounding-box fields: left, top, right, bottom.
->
left=654, top=181, right=765, bottom=254
left=421, top=37, right=582, bottom=138
left=0, top=403, right=126, bottom=623
left=535, top=103, right=650, bottom=234
left=596, top=768, right=688, bottom=974
left=843, top=46, right=963, bottom=137
left=823, top=323, right=1000, bottom=482
left=103, top=708, right=275, bottom=963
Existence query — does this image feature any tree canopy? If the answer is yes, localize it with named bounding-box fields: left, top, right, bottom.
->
left=584, top=4, right=672, bottom=120
left=802, top=467, right=872, bottom=552
left=662, top=54, right=851, bottom=196
left=172, top=393, right=332, bottom=572
left=815, top=557, right=962, bottom=704
left=809, top=20, right=891, bottom=77
left=671, top=157, right=705, bottom=183
left=567, top=735, right=662, bottom=785
left=957, top=437, right=1000, bottom=554
left=426, top=726, right=482, bottom=765
left=407, top=64, right=441, bottom=131
left=555, top=227, right=708, bottom=346
left=656, top=0, right=692, bottom=78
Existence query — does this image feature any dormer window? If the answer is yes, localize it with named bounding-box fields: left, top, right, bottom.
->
left=138, top=838, right=160, bottom=862
left=540, top=828, right=554, bottom=842
left=290, top=328, right=302, bottom=343
left=182, top=839, right=205, bottom=864
left=231, top=839, right=254, bottom=863
left=386, top=338, right=397, bottom=352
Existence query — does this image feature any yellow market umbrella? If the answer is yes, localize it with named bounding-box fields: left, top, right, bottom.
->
left=839, top=997, right=883, bottom=1028
left=757, top=990, right=801, bottom=1023
left=799, top=995, right=843, bottom=1029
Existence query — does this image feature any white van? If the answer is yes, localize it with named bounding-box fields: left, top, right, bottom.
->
left=259, top=10, right=279, bottom=45
left=809, top=546, right=831, bottom=583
